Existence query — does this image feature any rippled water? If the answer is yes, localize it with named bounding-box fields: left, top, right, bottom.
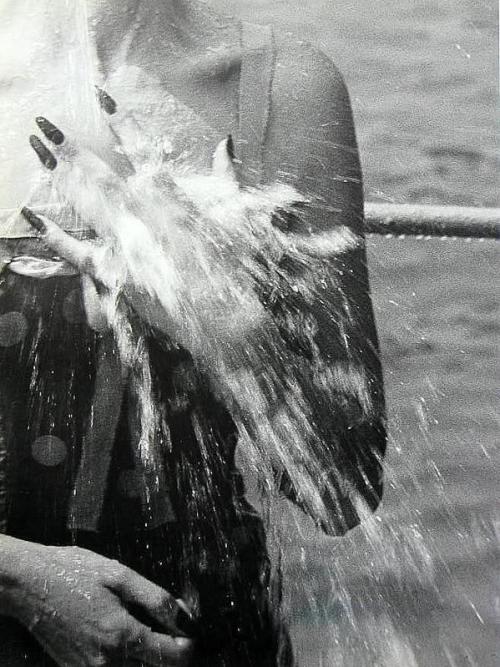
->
left=213, top=1, right=498, bottom=665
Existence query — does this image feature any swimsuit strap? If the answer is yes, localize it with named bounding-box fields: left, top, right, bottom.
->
left=237, top=22, right=276, bottom=186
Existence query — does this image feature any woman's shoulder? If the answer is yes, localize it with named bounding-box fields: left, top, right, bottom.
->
left=271, top=30, right=350, bottom=120
left=239, top=20, right=349, bottom=117
left=258, top=28, right=359, bottom=195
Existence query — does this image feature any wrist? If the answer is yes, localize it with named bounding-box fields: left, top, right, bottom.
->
left=0, top=535, right=45, bottom=619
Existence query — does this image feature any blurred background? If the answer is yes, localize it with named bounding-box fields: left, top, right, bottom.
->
left=211, top=2, right=498, bottom=665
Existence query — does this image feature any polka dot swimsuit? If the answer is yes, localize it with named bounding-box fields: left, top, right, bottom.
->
left=0, top=267, right=292, bottom=664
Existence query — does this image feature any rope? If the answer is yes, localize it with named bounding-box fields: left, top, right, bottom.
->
left=1, top=203, right=499, bottom=240
left=364, top=203, right=499, bottom=240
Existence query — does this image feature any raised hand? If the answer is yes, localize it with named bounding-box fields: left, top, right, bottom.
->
left=29, top=86, right=135, bottom=179
left=22, top=93, right=241, bottom=343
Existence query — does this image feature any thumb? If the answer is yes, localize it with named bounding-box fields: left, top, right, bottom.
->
left=212, top=135, right=239, bottom=184
left=109, top=566, right=198, bottom=638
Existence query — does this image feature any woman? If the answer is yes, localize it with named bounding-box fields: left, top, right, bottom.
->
left=0, top=1, right=386, bottom=665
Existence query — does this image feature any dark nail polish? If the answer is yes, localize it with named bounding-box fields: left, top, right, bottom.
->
left=20, top=207, right=47, bottom=233
left=29, top=135, right=57, bottom=170
left=35, top=117, right=65, bottom=145
left=226, top=134, right=235, bottom=161
left=95, top=86, right=117, bottom=115
left=175, top=607, right=199, bottom=637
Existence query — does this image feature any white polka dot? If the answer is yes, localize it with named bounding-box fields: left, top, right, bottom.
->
left=62, top=289, right=85, bottom=324
left=0, top=311, right=28, bottom=347
left=31, top=435, right=67, bottom=467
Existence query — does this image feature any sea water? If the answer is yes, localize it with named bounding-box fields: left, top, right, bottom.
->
left=212, top=1, right=499, bottom=665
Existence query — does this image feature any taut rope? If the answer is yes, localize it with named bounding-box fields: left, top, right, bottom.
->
left=364, top=203, right=499, bottom=240
left=1, top=203, right=499, bottom=241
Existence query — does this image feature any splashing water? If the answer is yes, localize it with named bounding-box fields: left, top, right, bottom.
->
left=48, top=108, right=363, bottom=530
left=0, top=2, right=377, bottom=534
left=2, top=4, right=496, bottom=666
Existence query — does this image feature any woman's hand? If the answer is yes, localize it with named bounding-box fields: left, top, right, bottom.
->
left=21, top=104, right=255, bottom=350
left=2, top=537, right=194, bottom=666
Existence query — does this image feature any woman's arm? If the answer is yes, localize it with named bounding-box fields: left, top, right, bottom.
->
left=263, top=39, right=386, bottom=534
left=0, top=535, right=26, bottom=616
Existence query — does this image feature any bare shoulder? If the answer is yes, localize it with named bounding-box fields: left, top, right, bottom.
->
left=272, top=32, right=350, bottom=115
left=265, top=31, right=361, bottom=209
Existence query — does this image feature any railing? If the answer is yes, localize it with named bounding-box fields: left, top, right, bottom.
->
left=1, top=203, right=499, bottom=240
left=364, top=203, right=499, bottom=240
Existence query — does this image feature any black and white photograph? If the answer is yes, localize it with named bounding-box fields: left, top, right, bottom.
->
left=0, top=1, right=498, bottom=665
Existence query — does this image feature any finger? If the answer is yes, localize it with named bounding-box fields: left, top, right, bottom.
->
left=29, top=135, right=57, bottom=170
left=128, top=628, right=193, bottom=667
left=96, top=86, right=118, bottom=115
left=20, top=206, right=48, bottom=233
left=35, top=117, right=65, bottom=146
left=93, top=86, right=139, bottom=178
left=20, top=207, right=96, bottom=273
left=31, top=120, right=82, bottom=172
left=212, top=134, right=239, bottom=184
left=110, top=567, right=198, bottom=638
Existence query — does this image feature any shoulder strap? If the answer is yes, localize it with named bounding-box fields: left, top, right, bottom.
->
left=237, top=22, right=276, bottom=187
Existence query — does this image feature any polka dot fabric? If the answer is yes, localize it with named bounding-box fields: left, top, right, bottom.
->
left=0, top=263, right=288, bottom=667
left=0, top=269, right=98, bottom=541
left=31, top=435, right=68, bottom=467
left=0, top=267, right=239, bottom=548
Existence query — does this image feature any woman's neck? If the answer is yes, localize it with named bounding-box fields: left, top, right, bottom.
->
left=87, top=0, right=226, bottom=74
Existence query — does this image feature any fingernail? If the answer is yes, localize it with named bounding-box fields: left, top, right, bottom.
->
left=29, top=135, right=57, bottom=170
left=95, top=86, right=117, bottom=115
left=226, top=134, right=235, bottom=161
left=35, top=117, right=65, bottom=145
left=20, top=207, right=47, bottom=233
left=175, top=607, right=199, bottom=637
